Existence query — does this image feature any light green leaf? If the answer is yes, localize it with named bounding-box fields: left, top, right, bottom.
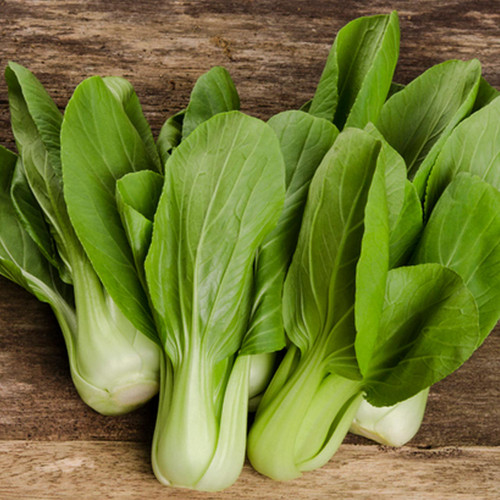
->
left=242, top=110, right=338, bottom=354
left=309, top=11, right=399, bottom=129
left=182, top=66, right=240, bottom=138
left=414, top=173, right=500, bottom=339
left=425, top=96, right=500, bottom=214
left=376, top=59, right=481, bottom=196
left=283, top=128, right=381, bottom=358
left=146, top=111, right=285, bottom=363
left=61, top=75, right=159, bottom=343
left=103, top=76, right=162, bottom=172
left=364, top=264, right=479, bottom=406
left=116, top=170, right=164, bottom=284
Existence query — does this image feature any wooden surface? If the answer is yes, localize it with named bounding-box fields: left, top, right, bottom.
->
left=1, top=442, right=499, bottom=499
left=0, top=0, right=499, bottom=498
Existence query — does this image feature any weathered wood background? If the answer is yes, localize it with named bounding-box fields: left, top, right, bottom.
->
left=0, top=0, right=498, bottom=498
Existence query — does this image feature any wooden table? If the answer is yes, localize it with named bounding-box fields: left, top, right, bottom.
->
left=0, top=1, right=498, bottom=498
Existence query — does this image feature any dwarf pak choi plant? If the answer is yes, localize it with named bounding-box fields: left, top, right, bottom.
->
left=351, top=94, right=500, bottom=447
left=247, top=127, right=490, bottom=480
left=145, top=111, right=285, bottom=490
left=3, top=63, right=161, bottom=415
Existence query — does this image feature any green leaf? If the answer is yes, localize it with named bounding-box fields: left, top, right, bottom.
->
left=388, top=180, right=423, bottom=267
left=0, top=144, right=17, bottom=171
left=299, top=99, right=312, bottom=112
left=387, top=81, right=405, bottom=99
left=471, top=76, right=500, bottom=113
left=61, top=75, right=159, bottom=343
left=5, top=61, right=73, bottom=273
left=425, top=96, right=500, bottom=214
left=414, top=173, right=500, bottom=340
left=283, top=128, right=381, bottom=358
left=242, top=110, right=338, bottom=355
left=0, top=145, right=71, bottom=305
left=354, top=130, right=421, bottom=373
left=364, top=123, right=406, bottom=231
left=10, top=158, right=63, bottom=275
left=182, top=67, right=240, bottom=138
left=157, top=109, right=184, bottom=165
left=5, top=62, right=62, bottom=176
left=116, top=170, right=164, bottom=284
left=376, top=59, right=481, bottom=196
left=354, top=155, right=391, bottom=374
left=146, top=111, right=285, bottom=363
left=309, top=11, right=399, bottom=129
left=364, top=264, right=479, bottom=406
left=103, top=76, right=162, bottom=172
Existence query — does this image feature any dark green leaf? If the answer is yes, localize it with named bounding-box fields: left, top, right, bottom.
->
left=364, top=264, right=479, bottom=406
left=157, top=109, right=184, bottom=165
left=5, top=61, right=73, bottom=272
left=0, top=145, right=71, bottom=305
left=10, top=158, right=62, bottom=275
left=471, top=76, right=499, bottom=113
left=415, top=173, right=500, bottom=339
left=387, top=82, right=405, bottom=99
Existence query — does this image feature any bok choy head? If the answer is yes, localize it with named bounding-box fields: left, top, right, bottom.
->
left=351, top=95, right=500, bottom=447
left=5, top=62, right=161, bottom=415
left=247, top=127, right=488, bottom=481
left=145, top=111, right=286, bottom=491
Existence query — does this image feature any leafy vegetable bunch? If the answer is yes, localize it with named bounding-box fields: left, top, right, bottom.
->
left=1, top=10, right=498, bottom=491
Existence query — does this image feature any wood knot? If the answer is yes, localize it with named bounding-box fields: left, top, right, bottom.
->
left=211, top=36, right=234, bottom=60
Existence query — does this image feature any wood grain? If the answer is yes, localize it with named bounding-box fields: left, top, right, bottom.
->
left=0, top=441, right=498, bottom=499
left=0, top=0, right=499, bottom=497
left=0, top=0, right=499, bottom=146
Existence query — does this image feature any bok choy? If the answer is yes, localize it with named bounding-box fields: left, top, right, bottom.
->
left=1, top=9, right=498, bottom=491
left=3, top=63, right=161, bottom=415
left=146, top=111, right=285, bottom=490
left=351, top=95, right=500, bottom=447
left=247, top=127, right=489, bottom=480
